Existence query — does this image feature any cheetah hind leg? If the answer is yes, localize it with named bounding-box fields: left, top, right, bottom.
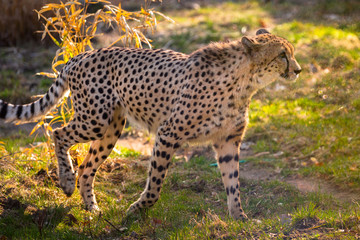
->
left=78, top=109, right=125, bottom=212
left=53, top=120, right=87, bottom=197
left=76, top=140, right=99, bottom=211
left=76, top=141, right=93, bottom=191
left=53, top=109, right=115, bottom=198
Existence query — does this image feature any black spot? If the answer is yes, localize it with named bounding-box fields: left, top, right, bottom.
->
left=30, top=103, right=35, bottom=115
left=230, top=186, right=236, bottom=194
left=157, top=165, right=164, bottom=172
left=16, top=105, right=23, bottom=118
left=219, top=155, right=233, bottom=164
left=0, top=102, right=8, bottom=119
left=152, top=161, right=157, bottom=169
left=226, top=134, right=241, bottom=142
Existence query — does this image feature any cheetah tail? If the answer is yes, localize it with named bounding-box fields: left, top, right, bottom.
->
left=0, top=76, right=69, bottom=123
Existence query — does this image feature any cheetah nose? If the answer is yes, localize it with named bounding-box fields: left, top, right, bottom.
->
left=294, top=69, right=302, bottom=75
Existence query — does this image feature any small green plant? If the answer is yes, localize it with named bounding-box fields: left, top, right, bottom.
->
left=111, top=146, right=141, bottom=158
left=292, top=202, right=320, bottom=223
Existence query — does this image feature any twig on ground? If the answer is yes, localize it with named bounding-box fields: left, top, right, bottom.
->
left=102, top=217, right=124, bottom=233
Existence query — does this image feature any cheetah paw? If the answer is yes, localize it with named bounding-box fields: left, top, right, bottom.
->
left=86, top=203, right=101, bottom=213
left=234, top=212, right=248, bottom=221
left=59, top=176, right=76, bottom=197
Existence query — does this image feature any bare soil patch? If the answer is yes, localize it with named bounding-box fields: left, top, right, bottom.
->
left=237, top=159, right=360, bottom=203
left=115, top=135, right=360, bottom=204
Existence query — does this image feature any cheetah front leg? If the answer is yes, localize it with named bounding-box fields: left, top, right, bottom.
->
left=214, top=138, right=248, bottom=220
left=127, top=126, right=181, bottom=214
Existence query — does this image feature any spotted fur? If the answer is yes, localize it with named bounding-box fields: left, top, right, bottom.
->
left=0, top=29, right=301, bottom=219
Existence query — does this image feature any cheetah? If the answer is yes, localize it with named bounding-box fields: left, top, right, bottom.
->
left=0, top=29, right=301, bottom=220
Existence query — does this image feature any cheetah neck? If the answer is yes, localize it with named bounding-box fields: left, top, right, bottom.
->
left=223, top=54, right=258, bottom=108
left=193, top=40, right=261, bottom=108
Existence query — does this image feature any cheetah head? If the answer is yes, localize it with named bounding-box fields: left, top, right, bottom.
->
left=242, top=29, right=301, bottom=87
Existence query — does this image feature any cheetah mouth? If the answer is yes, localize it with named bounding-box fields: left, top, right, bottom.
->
left=280, top=57, right=295, bottom=82
left=279, top=71, right=291, bottom=82
left=280, top=72, right=289, bottom=79
left=280, top=72, right=298, bottom=83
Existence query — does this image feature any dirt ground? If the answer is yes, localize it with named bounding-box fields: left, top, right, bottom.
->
left=2, top=121, right=359, bottom=205
left=116, top=132, right=360, bottom=204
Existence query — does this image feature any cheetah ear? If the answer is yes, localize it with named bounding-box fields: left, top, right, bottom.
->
left=256, top=28, right=270, bottom=35
left=241, top=36, right=259, bottom=54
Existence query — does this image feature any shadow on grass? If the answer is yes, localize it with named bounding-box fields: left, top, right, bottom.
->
left=0, top=196, right=72, bottom=239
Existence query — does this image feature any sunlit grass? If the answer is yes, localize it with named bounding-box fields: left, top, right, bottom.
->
left=1, top=0, right=360, bottom=238
left=1, top=134, right=359, bottom=238
left=154, top=1, right=272, bottom=53
left=109, top=146, right=141, bottom=159
left=247, top=93, right=360, bottom=187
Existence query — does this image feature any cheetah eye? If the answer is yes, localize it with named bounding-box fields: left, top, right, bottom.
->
left=279, top=52, right=287, bottom=60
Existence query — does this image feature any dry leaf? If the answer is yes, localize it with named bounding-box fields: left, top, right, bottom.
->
left=152, top=218, right=162, bottom=226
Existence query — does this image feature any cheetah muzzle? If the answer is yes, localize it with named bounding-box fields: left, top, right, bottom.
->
left=0, top=29, right=301, bottom=220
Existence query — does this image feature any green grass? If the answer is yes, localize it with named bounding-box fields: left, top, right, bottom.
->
left=0, top=46, right=53, bottom=104
left=154, top=1, right=272, bottom=53
left=1, top=138, right=359, bottom=239
left=247, top=95, right=360, bottom=187
left=1, top=0, right=360, bottom=238
left=109, top=146, right=141, bottom=159
left=0, top=70, right=29, bottom=103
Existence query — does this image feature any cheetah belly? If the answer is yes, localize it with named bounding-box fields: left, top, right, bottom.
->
left=120, top=93, right=174, bottom=134
left=187, top=118, right=239, bottom=144
left=124, top=112, right=165, bottom=134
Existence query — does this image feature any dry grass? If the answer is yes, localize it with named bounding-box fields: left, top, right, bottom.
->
left=0, top=0, right=172, bottom=169
left=28, top=0, right=171, bottom=159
